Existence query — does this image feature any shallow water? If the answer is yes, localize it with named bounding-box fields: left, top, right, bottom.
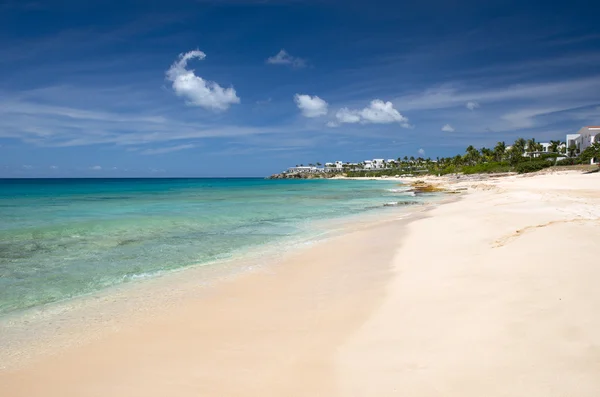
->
left=0, top=178, right=424, bottom=315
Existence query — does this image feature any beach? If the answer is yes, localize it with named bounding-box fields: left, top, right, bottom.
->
left=1, top=171, right=600, bottom=396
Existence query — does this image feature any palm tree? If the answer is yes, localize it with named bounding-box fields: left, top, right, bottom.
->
left=560, top=144, right=567, bottom=154
left=464, top=145, right=480, bottom=165
left=513, top=138, right=526, bottom=154
left=526, top=138, right=537, bottom=158
left=549, top=140, right=561, bottom=153
left=452, top=155, right=463, bottom=166
left=568, top=143, right=578, bottom=157
left=508, top=138, right=526, bottom=165
left=480, top=147, right=494, bottom=163
left=494, top=141, right=506, bottom=162
left=535, top=142, right=543, bottom=152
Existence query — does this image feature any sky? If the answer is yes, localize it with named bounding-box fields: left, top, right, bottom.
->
left=1, top=0, right=599, bottom=177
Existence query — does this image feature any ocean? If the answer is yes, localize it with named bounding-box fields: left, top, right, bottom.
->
left=0, top=178, right=424, bottom=316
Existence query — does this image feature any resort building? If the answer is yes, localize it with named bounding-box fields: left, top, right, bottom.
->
left=324, top=161, right=344, bottom=173
left=373, top=159, right=385, bottom=169
left=566, top=126, right=600, bottom=156
left=540, top=142, right=552, bottom=153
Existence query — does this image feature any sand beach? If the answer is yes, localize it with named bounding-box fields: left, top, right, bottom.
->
left=1, top=170, right=599, bottom=396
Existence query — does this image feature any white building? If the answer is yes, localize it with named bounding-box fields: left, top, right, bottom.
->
left=324, top=161, right=344, bottom=173
left=540, top=142, right=552, bottom=153
left=372, top=159, right=385, bottom=169
left=566, top=126, right=600, bottom=156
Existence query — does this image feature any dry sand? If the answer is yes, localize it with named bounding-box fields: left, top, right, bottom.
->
left=1, top=171, right=599, bottom=396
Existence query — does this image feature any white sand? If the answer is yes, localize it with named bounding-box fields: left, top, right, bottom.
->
left=1, top=171, right=599, bottom=396
left=338, top=171, right=600, bottom=396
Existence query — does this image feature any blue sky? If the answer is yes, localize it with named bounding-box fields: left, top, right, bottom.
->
left=1, top=0, right=599, bottom=177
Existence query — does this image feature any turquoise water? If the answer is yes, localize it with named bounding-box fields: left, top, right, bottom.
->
left=0, top=178, right=422, bottom=315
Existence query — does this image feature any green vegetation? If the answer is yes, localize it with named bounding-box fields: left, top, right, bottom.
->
left=580, top=142, right=600, bottom=164
left=515, top=159, right=553, bottom=174
left=461, top=162, right=512, bottom=174
left=341, top=137, right=592, bottom=176
left=296, top=137, right=597, bottom=180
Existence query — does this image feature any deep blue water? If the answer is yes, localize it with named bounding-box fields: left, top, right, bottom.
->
left=0, top=178, right=420, bottom=315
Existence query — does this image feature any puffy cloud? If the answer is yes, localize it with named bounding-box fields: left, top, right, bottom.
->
left=335, top=108, right=361, bottom=124
left=166, top=50, right=240, bottom=111
left=90, top=165, right=102, bottom=170
left=417, top=148, right=425, bottom=156
left=266, top=49, right=306, bottom=68
left=330, top=100, right=409, bottom=127
left=294, top=94, right=328, bottom=117
left=360, top=100, right=408, bottom=124
left=466, top=101, right=480, bottom=110
left=441, top=124, right=455, bottom=132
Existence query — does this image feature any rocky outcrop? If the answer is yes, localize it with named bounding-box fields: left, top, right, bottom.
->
left=267, top=172, right=329, bottom=180
left=409, top=180, right=447, bottom=193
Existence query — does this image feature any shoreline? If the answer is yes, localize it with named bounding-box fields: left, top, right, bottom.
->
left=2, top=171, right=600, bottom=396
left=0, top=193, right=444, bottom=371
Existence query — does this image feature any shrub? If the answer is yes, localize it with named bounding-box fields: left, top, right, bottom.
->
left=580, top=143, right=600, bottom=163
left=462, top=162, right=511, bottom=174
left=515, top=159, right=552, bottom=173
left=438, top=165, right=458, bottom=175
left=556, top=157, right=580, bottom=166
left=539, top=153, right=560, bottom=160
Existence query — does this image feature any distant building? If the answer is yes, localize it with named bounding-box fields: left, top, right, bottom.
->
left=372, top=159, right=385, bottom=169
left=566, top=126, right=600, bottom=156
left=324, top=161, right=344, bottom=173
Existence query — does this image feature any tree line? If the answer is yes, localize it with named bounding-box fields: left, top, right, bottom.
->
left=330, top=137, right=600, bottom=176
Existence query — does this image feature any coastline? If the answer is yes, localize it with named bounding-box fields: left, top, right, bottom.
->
left=2, top=171, right=600, bottom=396
left=0, top=192, right=440, bottom=371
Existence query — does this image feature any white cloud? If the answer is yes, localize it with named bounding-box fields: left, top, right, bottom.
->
left=500, top=108, right=559, bottom=128
left=49, top=165, right=58, bottom=169
left=294, top=94, right=328, bottom=118
left=141, top=144, right=195, bottom=155
left=331, top=100, right=410, bottom=127
left=266, top=49, right=306, bottom=68
left=90, top=165, right=102, bottom=170
left=335, top=108, right=361, bottom=124
left=166, top=50, right=240, bottom=111
left=417, top=148, right=425, bottom=156
left=395, top=76, right=600, bottom=111
left=360, top=100, right=408, bottom=124
left=466, top=101, right=480, bottom=110
left=441, top=124, right=455, bottom=132
left=22, top=165, right=33, bottom=169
